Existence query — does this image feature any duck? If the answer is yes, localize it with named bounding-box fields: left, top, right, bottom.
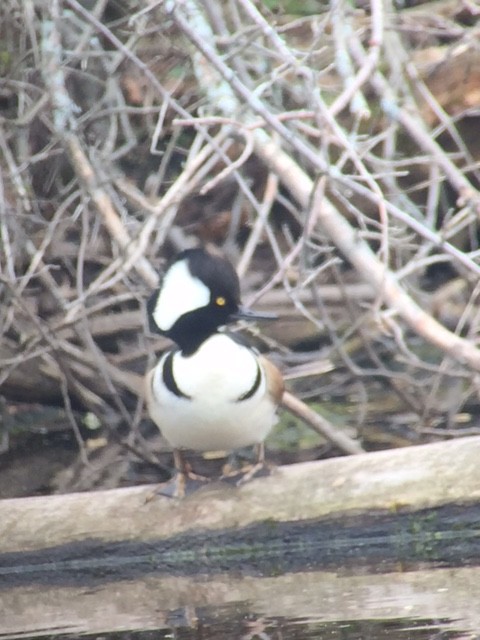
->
left=145, top=247, right=284, bottom=496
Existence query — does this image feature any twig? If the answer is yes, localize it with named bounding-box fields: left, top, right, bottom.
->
left=200, top=128, right=254, bottom=195
left=237, top=171, right=279, bottom=279
left=42, top=2, right=158, bottom=287
left=310, top=179, right=480, bottom=370
left=330, top=0, right=374, bottom=118
left=348, top=34, right=480, bottom=209
left=281, top=391, right=364, bottom=455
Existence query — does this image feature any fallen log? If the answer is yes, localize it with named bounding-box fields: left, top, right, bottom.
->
left=1, top=435, right=479, bottom=556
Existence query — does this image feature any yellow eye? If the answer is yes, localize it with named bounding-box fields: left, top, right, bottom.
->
left=215, top=296, right=226, bottom=306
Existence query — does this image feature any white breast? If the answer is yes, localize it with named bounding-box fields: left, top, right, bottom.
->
left=146, top=334, right=278, bottom=451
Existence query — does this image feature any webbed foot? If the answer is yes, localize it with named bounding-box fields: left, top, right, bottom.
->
left=220, top=443, right=273, bottom=486
left=145, top=470, right=211, bottom=500
left=145, top=449, right=211, bottom=500
left=220, top=460, right=273, bottom=486
left=156, top=470, right=211, bottom=498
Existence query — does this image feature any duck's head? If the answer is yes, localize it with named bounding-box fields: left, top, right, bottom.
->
left=147, top=248, right=273, bottom=354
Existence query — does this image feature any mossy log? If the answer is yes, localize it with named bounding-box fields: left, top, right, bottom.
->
left=1, top=435, right=479, bottom=556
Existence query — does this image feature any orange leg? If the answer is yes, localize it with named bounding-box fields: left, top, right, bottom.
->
left=157, top=449, right=211, bottom=498
left=220, top=442, right=272, bottom=486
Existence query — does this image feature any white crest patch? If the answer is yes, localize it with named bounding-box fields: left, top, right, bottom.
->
left=152, top=259, right=210, bottom=331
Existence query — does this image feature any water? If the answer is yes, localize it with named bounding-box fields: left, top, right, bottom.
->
left=1, top=564, right=479, bottom=639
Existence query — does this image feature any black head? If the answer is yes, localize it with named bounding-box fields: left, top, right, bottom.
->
left=147, top=248, right=243, bottom=354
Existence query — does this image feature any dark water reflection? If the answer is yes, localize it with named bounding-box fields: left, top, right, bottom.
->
left=0, top=610, right=471, bottom=640
left=1, top=565, right=479, bottom=640
left=159, top=607, right=468, bottom=640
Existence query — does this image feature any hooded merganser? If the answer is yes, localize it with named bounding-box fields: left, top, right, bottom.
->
left=145, top=247, right=284, bottom=496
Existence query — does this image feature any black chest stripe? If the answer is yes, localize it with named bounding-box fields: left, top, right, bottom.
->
left=236, top=362, right=262, bottom=402
left=162, top=352, right=191, bottom=400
